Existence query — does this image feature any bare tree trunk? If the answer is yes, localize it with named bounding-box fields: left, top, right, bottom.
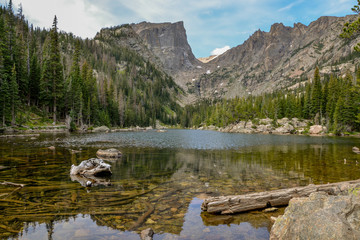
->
left=202, top=179, right=360, bottom=214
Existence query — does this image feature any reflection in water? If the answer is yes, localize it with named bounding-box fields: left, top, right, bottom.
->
left=0, top=130, right=360, bottom=239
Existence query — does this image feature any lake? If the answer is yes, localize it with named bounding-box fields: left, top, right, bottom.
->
left=1, top=129, right=360, bottom=240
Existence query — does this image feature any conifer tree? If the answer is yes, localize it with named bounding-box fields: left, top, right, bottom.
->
left=29, top=36, right=40, bottom=105
left=49, top=15, right=63, bottom=123
left=0, top=78, right=10, bottom=126
left=311, top=67, right=322, bottom=119
left=68, top=40, right=83, bottom=125
left=303, top=83, right=312, bottom=119
left=341, top=0, right=360, bottom=51
left=9, top=64, right=19, bottom=125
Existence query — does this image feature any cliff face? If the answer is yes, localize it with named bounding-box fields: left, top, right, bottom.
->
left=188, top=15, right=360, bottom=100
left=131, top=21, right=202, bottom=75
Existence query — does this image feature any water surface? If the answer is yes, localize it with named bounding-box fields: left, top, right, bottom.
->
left=1, top=130, right=360, bottom=239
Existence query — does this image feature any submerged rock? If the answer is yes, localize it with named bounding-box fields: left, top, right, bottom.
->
left=96, top=148, right=122, bottom=160
left=270, top=192, right=360, bottom=240
left=70, top=158, right=112, bottom=177
left=353, top=146, right=360, bottom=154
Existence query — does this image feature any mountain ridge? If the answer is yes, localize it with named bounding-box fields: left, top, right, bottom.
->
left=186, top=14, right=360, bottom=100
left=94, top=14, right=360, bottom=104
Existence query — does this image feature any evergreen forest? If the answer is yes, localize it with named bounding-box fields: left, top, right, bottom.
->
left=0, top=2, right=182, bottom=130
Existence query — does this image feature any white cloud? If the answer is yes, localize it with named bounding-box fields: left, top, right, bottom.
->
left=6, top=0, right=116, bottom=38
left=211, top=46, right=230, bottom=56
left=278, top=0, right=303, bottom=12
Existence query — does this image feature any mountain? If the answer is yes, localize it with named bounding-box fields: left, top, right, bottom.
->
left=104, top=15, right=360, bottom=103
left=186, top=15, right=360, bottom=100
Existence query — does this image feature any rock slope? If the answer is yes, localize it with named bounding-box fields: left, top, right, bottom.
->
left=188, top=15, right=360, bottom=100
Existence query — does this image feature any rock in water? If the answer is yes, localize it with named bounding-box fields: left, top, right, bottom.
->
left=70, top=158, right=112, bottom=177
left=309, top=125, right=325, bottom=135
left=270, top=192, right=360, bottom=240
left=140, top=228, right=154, bottom=240
left=353, top=147, right=360, bottom=154
left=93, top=126, right=110, bottom=133
left=96, top=148, right=122, bottom=160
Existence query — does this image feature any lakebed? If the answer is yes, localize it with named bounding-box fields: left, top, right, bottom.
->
left=1, top=130, right=360, bottom=240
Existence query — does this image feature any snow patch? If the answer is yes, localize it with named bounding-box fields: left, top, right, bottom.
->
left=211, top=46, right=230, bottom=56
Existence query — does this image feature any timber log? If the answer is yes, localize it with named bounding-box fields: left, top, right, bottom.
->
left=201, top=179, right=360, bottom=214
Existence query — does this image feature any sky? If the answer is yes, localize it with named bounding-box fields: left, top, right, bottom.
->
left=0, top=0, right=357, bottom=57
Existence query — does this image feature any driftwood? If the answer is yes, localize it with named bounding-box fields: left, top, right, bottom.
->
left=129, top=201, right=155, bottom=231
left=70, top=158, right=112, bottom=177
left=1, top=182, right=26, bottom=188
left=201, top=179, right=360, bottom=214
left=0, top=134, right=40, bottom=138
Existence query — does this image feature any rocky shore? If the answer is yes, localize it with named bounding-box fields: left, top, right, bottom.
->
left=199, top=117, right=331, bottom=136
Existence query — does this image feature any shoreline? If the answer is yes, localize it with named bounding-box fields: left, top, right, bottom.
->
left=1, top=117, right=360, bottom=138
left=197, top=117, right=360, bottom=138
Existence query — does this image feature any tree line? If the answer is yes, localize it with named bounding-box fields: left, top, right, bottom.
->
left=180, top=67, right=360, bottom=134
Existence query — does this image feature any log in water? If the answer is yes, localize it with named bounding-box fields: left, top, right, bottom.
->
left=201, top=179, right=360, bottom=214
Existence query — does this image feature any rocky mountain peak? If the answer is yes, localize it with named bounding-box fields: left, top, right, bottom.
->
left=131, top=21, right=202, bottom=75
left=184, top=15, right=360, bottom=101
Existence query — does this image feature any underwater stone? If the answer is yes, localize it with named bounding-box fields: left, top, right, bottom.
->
left=96, top=148, right=122, bottom=160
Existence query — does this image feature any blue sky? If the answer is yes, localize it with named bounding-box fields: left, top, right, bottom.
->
left=1, top=0, right=356, bottom=57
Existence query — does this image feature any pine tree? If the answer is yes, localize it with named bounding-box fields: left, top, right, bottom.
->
left=68, top=40, right=83, bottom=125
left=29, top=36, right=40, bottom=105
left=326, top=75, right=339, bottom=123
left=303, top=83, right=312, bottom=119
left=0, top=77, right=10, bottom=126
left=341, top=0, right=360, bottom=51
left=40, top=38, right=52, bottom=113
left=310, top=67, right=322, bottom=120
left=9, top=64, right=19, bottom=125
left=14, top=32, right=28, bottom=102
left=49, top=15, right=63, bottom=123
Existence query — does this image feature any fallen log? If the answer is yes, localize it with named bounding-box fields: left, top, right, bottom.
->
left=0, top=134, right=40, bottom=138
left=201, top=179, right=360, bottom=214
